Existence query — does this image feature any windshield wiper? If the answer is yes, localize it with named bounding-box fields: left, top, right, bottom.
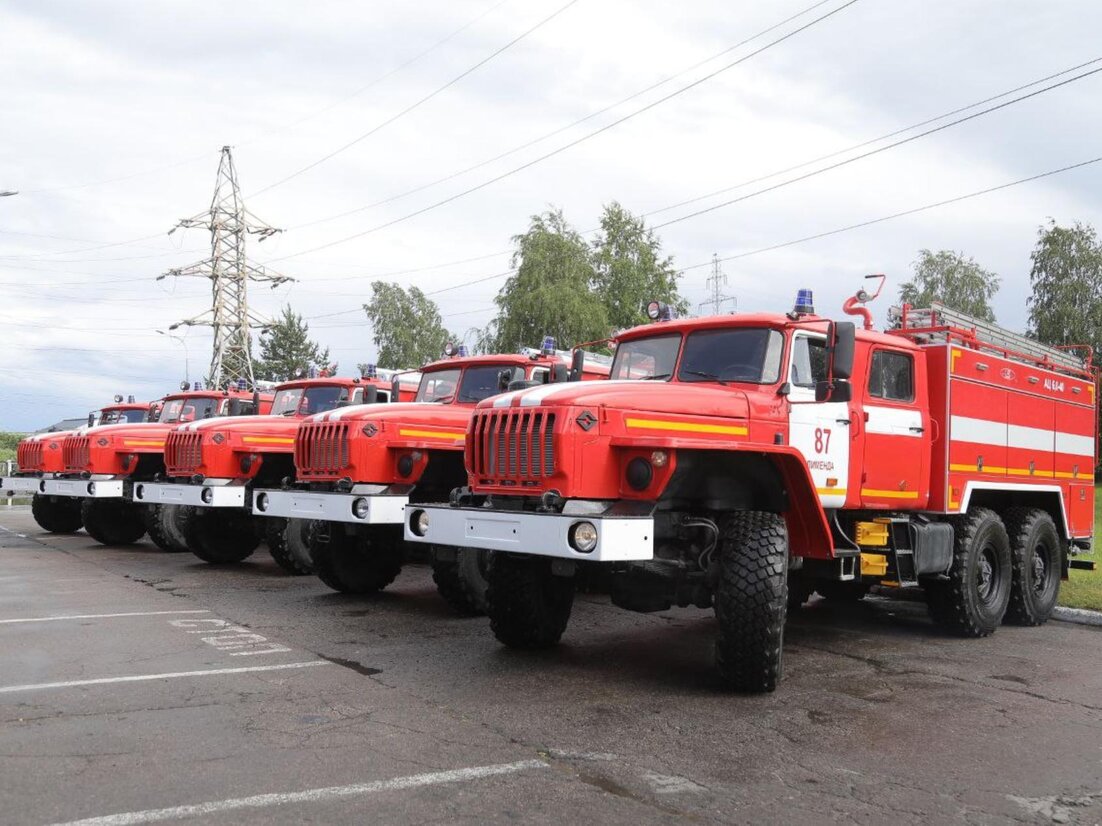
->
left=683, top=370, right=728, bottom=385
left=640, top=372, right=672, bottom=381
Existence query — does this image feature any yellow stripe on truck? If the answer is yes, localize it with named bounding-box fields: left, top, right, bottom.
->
left=123, top=441, right=164, bottom=447
left=861, top=488, right=920, bottom=500
left=241, top=436, right=296, bottom=445
left=398, top=429, right=466, bottom=440
left=624, top=417, right=748, bottom=437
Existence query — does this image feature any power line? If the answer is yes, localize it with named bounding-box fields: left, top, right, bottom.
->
left=249, top=0, right=583, bottom=198
left=266, top=0, right=861, bottom=263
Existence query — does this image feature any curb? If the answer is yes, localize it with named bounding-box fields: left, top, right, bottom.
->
left=1052, top=606, right=1102, bottom=628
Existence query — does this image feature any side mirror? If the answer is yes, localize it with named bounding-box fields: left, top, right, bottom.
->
left=498, top=370, right=513, bottom=392
left=815, top=379, right=852, bottom=403
left=830, top=321, right=856, bottom=380
left=550, top=363, right=568, bottom=383
left=568, top=349, right=585, bottom=382
left=364, top=386, right=379, bottom=405
left=252, top=389, right=261, bottom=415
left=507, top=379, right=540, bottom=392
left=391, top=377, right=400, bottom=402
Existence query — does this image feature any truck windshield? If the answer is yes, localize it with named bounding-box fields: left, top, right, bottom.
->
left=99, top=409, right=148, bottom=424
left=158, top=397, right=222, bottom=423
left=678, top=328, right=785, bottom=384
left=611, top=334, right=680, bottom=380
left=271, top=385, right=350, bottom=416
left=415, top=365, right=525, bottom=403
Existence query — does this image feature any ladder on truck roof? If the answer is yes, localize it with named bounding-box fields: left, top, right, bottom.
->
left=896, top=301, right=1090, bottom=375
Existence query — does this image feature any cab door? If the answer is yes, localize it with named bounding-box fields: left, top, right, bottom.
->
left=787, top=332, right=851, bottom=509
left=860, top=347, right=928, bottom=508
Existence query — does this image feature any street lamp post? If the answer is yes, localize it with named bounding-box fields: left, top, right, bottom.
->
left=157, top=330, right=190, bottom=385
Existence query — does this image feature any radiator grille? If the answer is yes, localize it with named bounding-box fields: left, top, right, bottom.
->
left=295, top=421, right=351, bottom=478
left=63, top=435, right=90, bottom=471
left=471, top=409, right=556, bottom=484
left=165, top=431, right=203, bottom=474
left=18, top=440, right=43, bottom=471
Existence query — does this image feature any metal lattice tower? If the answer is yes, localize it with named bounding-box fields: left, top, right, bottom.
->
left=158, top=146, right=291, bottom=388
left=698, top=254, right=736, bottom=315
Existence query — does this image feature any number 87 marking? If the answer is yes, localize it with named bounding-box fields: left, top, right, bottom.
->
left=814, top=427, right=832, bottom=453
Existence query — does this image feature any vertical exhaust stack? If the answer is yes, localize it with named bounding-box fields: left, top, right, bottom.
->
left=843, top=274, right=886, bottom=330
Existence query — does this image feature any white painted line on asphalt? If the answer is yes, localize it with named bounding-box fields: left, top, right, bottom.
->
left=0, top=660, right=331, bottom=694
left=0, top=610, right=211, bottom=625
left=49, top=759, right=549, bottom=825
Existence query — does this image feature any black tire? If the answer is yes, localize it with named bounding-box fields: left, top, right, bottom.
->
left=310, top=524, right=403, bottom=594
left=31, top=494, right=83, bottom=533
left=925, top=507, right=1012, bottom=637
left=185, top=508, right=259, bottom=564
left=1003, top=507, right=1061, bottom=626
left=265, top=518, right=316, bottom=576
left=714, top=511, right=789, bottom=693
left=80, top=499, right=147, bottom=546
left=431, top=547, right=490, bottom=615
left=486, top=554, right=574, bottom=649
left=143, top=504, right=192, bottom=553
left=815, top=580, right=871, bottom=602
left=786, top=574, right=814, bottom=611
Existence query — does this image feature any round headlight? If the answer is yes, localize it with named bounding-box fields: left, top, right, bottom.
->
left=39, top=480, right=46, bottom=493
left=256, top=492, right=269, bottom=512
left=200, top=487, right=214, bottom=504
left=651, top=450, right=669, bottom=468
left=87, top=482, right=96, bottom=496
left=352, top=497, right=370, bottom=520
left=569, top=521, right=598, bottom=553
left=625, top=457, right=653, bottom=491
left=135, top=484, right=145, bottom=500
left=397, top=454, right=414, bottom=477
left=409, top=509, right=429, bottom=537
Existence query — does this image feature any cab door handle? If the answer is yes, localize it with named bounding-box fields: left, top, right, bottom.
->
left=909, top=426, right=925, bottom=433
left=836, top=418, right=851, bottom=426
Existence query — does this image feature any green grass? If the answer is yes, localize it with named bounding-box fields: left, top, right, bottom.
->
left=0, top=432, right=24, bottom=465
left=1058, top=484, right=1102, bottom=611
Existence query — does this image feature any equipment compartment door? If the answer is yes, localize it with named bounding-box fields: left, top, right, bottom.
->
left=861, top=347, right=927, bottom=508
left=787, top=333, right=851, bottom=509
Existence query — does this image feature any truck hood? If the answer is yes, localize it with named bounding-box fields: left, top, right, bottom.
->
left=172, top=414, right=298, bottom=439
left=481, top=380, right=751, bottom=419
left=303, top=401, right=471, bottom=427
left=80, top=421, right=177, bottom=444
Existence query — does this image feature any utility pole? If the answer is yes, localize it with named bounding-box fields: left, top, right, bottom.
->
left=158, top=146, right=291, bottom=389
left=699, top=254, right=736, bottom=316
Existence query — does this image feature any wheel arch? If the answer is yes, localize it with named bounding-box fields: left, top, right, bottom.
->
left=961, top=482, right=1069, bottom=540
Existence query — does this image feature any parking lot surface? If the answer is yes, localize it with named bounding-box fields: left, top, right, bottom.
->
left=1, top=505, right=1101, bottom=825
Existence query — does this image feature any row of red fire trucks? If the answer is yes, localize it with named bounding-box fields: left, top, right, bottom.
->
left=4, top=281, right=1096, bottom=692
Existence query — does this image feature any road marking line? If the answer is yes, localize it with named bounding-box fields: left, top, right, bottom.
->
left=0, top=661, right=331, bottom=694
left=0, top=610, right=210, bottom=625
left=49, top=759, right=549, bottom=825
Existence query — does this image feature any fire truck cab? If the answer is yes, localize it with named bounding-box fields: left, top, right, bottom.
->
left=251, top=342, right=610, bottom=614
left=133, top=373, right=398, bottom=569
left=404, top=284, right=1097, bottom=692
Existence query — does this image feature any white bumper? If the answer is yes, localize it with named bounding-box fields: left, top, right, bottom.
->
left=252, top=488, right=408, bottom=524
left=1, top=476, right=45, bottom=495
left=403, top=504, right=654, bottom=562
left=132, top=480, right=247, bottom=508
left=42, top=476, right=126, bottom=499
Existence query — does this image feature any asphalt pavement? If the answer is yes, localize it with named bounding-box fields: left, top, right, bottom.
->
left=1, top=504, right=1101, bottom=825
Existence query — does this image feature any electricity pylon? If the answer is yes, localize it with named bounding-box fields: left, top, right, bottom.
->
left=698, top=254, right=736, bottom=315
left=158, top=146, right=291, bottom=389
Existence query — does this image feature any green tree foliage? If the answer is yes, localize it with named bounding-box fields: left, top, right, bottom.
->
left=254, top=306, right=332, bottom=382
left=898, top=249, right=1000, bottom=321
left=592, top=201, right=687, bottom=330
left=363, top=281, right=454, bottom=369
left=1027, top=220, right=1102, bottom=357
left=484, top=209, right=609, bottom=352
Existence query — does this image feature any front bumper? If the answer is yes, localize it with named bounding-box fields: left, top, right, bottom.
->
left=403, top=503, right=654, bottom=562
left=1, top=476, right=46, bottom=495
left=132, top=480, right=247, bottom=508
left=42, top=476, right=127, bottom=499
left=251, top=486, right=408, bottom=524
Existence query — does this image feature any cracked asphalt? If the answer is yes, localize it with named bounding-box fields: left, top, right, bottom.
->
left=1, top=505, right=1101, bottom=825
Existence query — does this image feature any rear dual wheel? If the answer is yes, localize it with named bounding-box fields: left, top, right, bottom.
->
left=266, top=518, right=316, bottom=576
left=144, top=504, right=192, bottom=553
left=926, top=507, right=1012, bottom=637
left=431, top=547, right=490, bottom=615
left=1003, top=508, right=1061, bottom=626
left=31, top=494, right=83, bottom=534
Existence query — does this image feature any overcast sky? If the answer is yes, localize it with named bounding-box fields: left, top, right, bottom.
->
left=2, top=0, right=1101, bottom=431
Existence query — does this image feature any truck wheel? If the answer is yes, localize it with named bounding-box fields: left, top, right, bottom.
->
left=431, top=547, right=489, bottom=615
left=815, top=580, right=870, bottom=602
left=143, top=504, right=192, bottom=553
left=1003, top=507, right=1061, bottom=626
left=714, top=510, right=788, bottom=693
left=925, top=507, right=1011, bottom=637
left=265, top=518, right=316, bottom=576
left=310, top=524, right=403, bottom=594
left=31, top=494, right=83, bottom=533
left=185, top=508, right=259, bottom=564
left=486, top=554, right=574, bottom=649
left=81, top=499, right=147, bottom=546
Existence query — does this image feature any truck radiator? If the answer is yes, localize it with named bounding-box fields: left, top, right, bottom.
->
left=470, top=409, right=556, bottom=484
left=295, top=421, right=351, bottom=478
left=165, top=431, right=203, bottom=475
left=62, top=435, right=90, bottom=471
left=18, top=440, right=43, bottom=471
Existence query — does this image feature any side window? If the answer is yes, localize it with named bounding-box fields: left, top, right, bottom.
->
left=868, top=350, right=914, bottom=402
left=530, top=367, right=550, bottom=384
left=790, top=336, right=829, bottom=389
left=350, top=388, right=363, bottom=405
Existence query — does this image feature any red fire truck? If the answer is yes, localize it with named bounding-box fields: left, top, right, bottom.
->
left=3, top=397, right=155, bottom=533
left=251, top=343, right=610, bottom=614
left=404, top=281, right=1097, bottom=692
left=132, top=372, right=403, bottom=570
left=42, top=383, right=273, bottom=548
